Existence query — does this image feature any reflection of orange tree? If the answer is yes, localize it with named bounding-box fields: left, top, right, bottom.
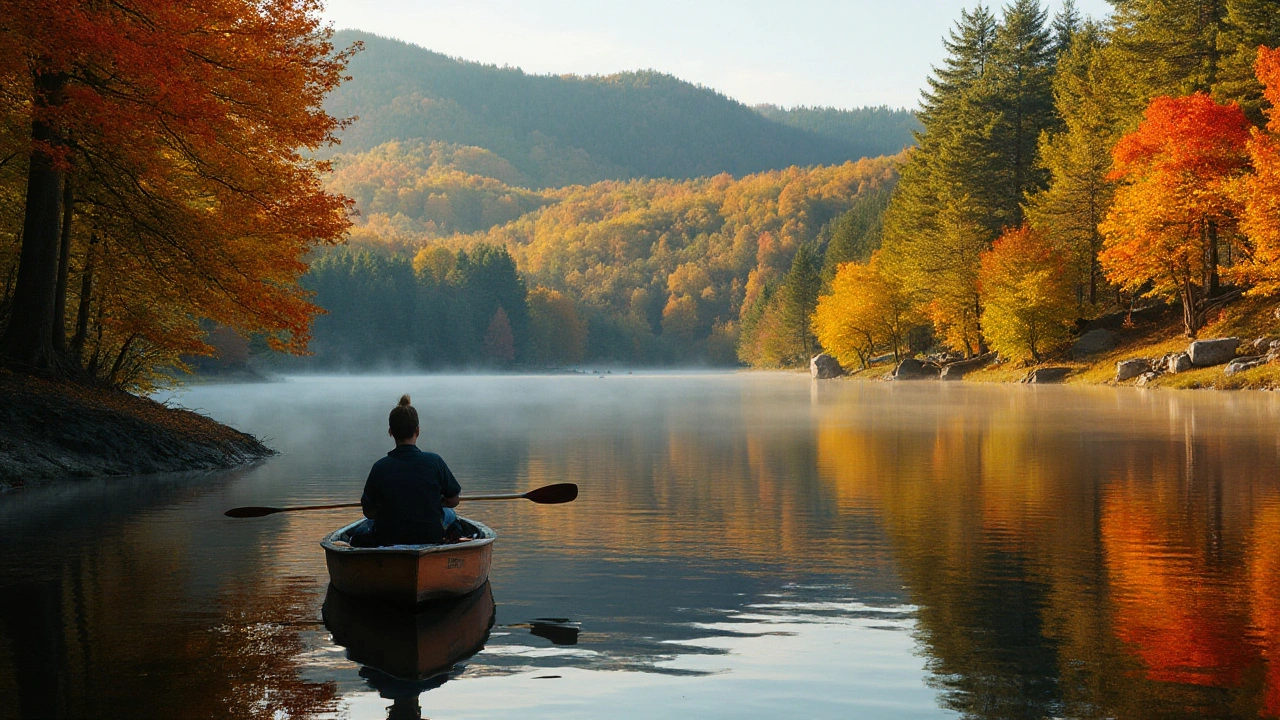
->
left=810, top=385, right=1280, bottom=718
left=0, top=507, right=336, bottom=719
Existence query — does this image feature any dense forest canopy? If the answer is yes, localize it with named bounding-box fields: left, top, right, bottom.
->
left=303, top=158, right=899, bottom=368
left=323, top=30, right=918, bottom=187
left=812, top=0, right=1280, bottom=371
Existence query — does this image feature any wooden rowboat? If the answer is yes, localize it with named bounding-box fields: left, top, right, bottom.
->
left=320, top=517, right=496, bottom=605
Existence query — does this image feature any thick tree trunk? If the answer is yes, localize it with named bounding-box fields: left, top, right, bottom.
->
left=1182, top=281, right=1201, bottom=337
left=70, top=234, right=97, bottom=362
left=1206, top=219, right=1220, bottom=297
left=52, top=172, right=74, bottom=353
left=1, top=71, right=67, bottom=370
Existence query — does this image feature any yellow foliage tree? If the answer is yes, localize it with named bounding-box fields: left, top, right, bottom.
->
left=812, top=253, right=917, bottom=369
left=1237, top=47, right=1280, bottom=296
left=978, top=225, right=1075, bottom=363
left=527, top=287, right=588, bottom=365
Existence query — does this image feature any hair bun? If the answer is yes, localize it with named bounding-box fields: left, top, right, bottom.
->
left=398, top=394, right=411, bottom=407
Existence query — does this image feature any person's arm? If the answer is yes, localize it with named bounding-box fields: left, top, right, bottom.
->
left=360, top=468, right=378, bottom=520
left=440, top=460, right=462, bottom=508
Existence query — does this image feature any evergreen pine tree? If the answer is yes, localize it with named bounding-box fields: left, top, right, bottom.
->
left=1108, top=0, right=1227, bottom=106
left=881, top=3, right=1058, bottom=354
left=820, top=184, right=894, bottom=282
left=991, top=0, right=1058, bottom=226
left=1051, top=0, right=1083, bottom=57
left=781, top=244, right=823, bottom=360
left=1027, top=21, right=1123, bottom=306
left=1217, top=0, right=1280, bottom=123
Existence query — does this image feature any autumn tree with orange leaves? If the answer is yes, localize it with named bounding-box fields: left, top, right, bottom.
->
left=1098, top=93, right=1252, bottom=337
left=0, top=0, right=354, bottom=387
left=1237, top=47, right=1280, bottom=297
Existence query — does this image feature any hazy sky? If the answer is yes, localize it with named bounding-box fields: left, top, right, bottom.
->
left=321, top=0, right=1113, bottom=110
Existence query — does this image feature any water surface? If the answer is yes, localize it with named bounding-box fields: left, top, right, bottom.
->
left=2, top=374, right=1280, bottom=718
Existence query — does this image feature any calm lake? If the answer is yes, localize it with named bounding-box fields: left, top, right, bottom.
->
left=3, top=373, right=1280, bottom=719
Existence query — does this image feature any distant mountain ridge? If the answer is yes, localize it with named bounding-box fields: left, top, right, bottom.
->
left=754, top=105, right=921, bottom=159
left=325, top=30, right=917, bottom=187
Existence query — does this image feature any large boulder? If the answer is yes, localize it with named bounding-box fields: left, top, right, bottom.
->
left=939, top=352, right=996, bottom=380
left=1116, top=358, right=1150, bottom=382
left=1135, top=371, right=1161, bottom=387
left=810, top=353, right=845, bottom=380
left=1188, top=337, right=1240, bottom=366
left=1225, top=356, right=1268, bottom=377
left=1022, top=367, right=1071, bottom=384
left=1166, top=352, right=1193, bottom=373
left=1071, top=329, right=1117, bottom=359
left=894, top=358, right=939, bottom=380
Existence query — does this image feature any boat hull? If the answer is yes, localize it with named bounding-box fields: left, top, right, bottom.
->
left=322, top=581, right=496, bottom=682
left=321, top=518, right=495, bottom=605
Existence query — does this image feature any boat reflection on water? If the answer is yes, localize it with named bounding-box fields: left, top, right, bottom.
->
left=322, top=582, right=496, bottom=720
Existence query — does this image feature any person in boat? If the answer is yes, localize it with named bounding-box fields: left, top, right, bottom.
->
left=350, top=394, right=462, bottom=547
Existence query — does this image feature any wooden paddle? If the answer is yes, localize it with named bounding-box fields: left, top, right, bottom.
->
left=223, top=482, right=578, bottom=518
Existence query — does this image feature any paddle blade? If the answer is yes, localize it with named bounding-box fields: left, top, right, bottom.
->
left=224, top=506, right=282, bottom=518
left=524, top=483, right=578, bottom=504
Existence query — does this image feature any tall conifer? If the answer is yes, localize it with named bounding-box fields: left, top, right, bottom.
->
left=881, top=2, right=1058, bottom=354
left=1027, top=22, right=1122, bottom=305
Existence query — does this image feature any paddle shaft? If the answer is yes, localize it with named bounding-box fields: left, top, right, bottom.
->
left=224, top=482, right=576, bottom=518
left=249, top=493, right=526, bottom=513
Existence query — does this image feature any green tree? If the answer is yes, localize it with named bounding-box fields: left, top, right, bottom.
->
left=990, top=0, right=1059, bottom=226
left=1217, top=0, right=1280, bottom=123
left=1026, top=21, right=1123, bottom=306
left=820, top=184, right=894, bottom=282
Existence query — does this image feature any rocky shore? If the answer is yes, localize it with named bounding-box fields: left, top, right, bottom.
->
left=810, top=297, right=1280, bottom=391
left=0, top=369, right=272, bottom=490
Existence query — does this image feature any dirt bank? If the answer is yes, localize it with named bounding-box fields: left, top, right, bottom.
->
left=0, top=369, right=272, bottom=489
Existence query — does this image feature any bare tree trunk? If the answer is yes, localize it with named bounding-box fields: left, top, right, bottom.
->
left=70, top=233, right=97, bottom=362
left=1, top=71, right=67, bottom=370
left=52, top=171, right=74, bottom=353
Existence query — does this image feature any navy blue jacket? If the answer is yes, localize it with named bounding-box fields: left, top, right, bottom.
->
left=361, top=444, right=461, bottom=545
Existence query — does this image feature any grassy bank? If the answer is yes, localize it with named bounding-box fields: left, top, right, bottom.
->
left=0, top=370, right=272, bottom=490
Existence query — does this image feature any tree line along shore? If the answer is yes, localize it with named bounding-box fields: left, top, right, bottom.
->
left=6, top=2, right=1280, bottom=483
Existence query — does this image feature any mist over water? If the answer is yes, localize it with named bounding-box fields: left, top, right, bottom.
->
left=3, top=374, right=1280, bottom=718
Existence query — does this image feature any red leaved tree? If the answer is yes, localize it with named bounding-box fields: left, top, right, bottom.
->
left=1098, top=93, right=1252, bottom=336
left=0, top=0, right=354, bottom=382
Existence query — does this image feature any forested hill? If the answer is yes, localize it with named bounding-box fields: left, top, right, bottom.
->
left=325, top=30, right=916, bottom=187
left=754, top=105, right=921, bottom=160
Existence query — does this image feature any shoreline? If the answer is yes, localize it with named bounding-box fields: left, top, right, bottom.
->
left=823, top=297, right=1280, bottom=392
left=0, top=369, right=273, bottom=491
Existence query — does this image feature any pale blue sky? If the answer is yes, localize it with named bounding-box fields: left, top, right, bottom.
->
left=321, top=1, right=1113, bottom=109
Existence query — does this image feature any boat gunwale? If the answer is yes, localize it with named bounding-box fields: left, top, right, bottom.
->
left=320, top=518, right=496, bottom=556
